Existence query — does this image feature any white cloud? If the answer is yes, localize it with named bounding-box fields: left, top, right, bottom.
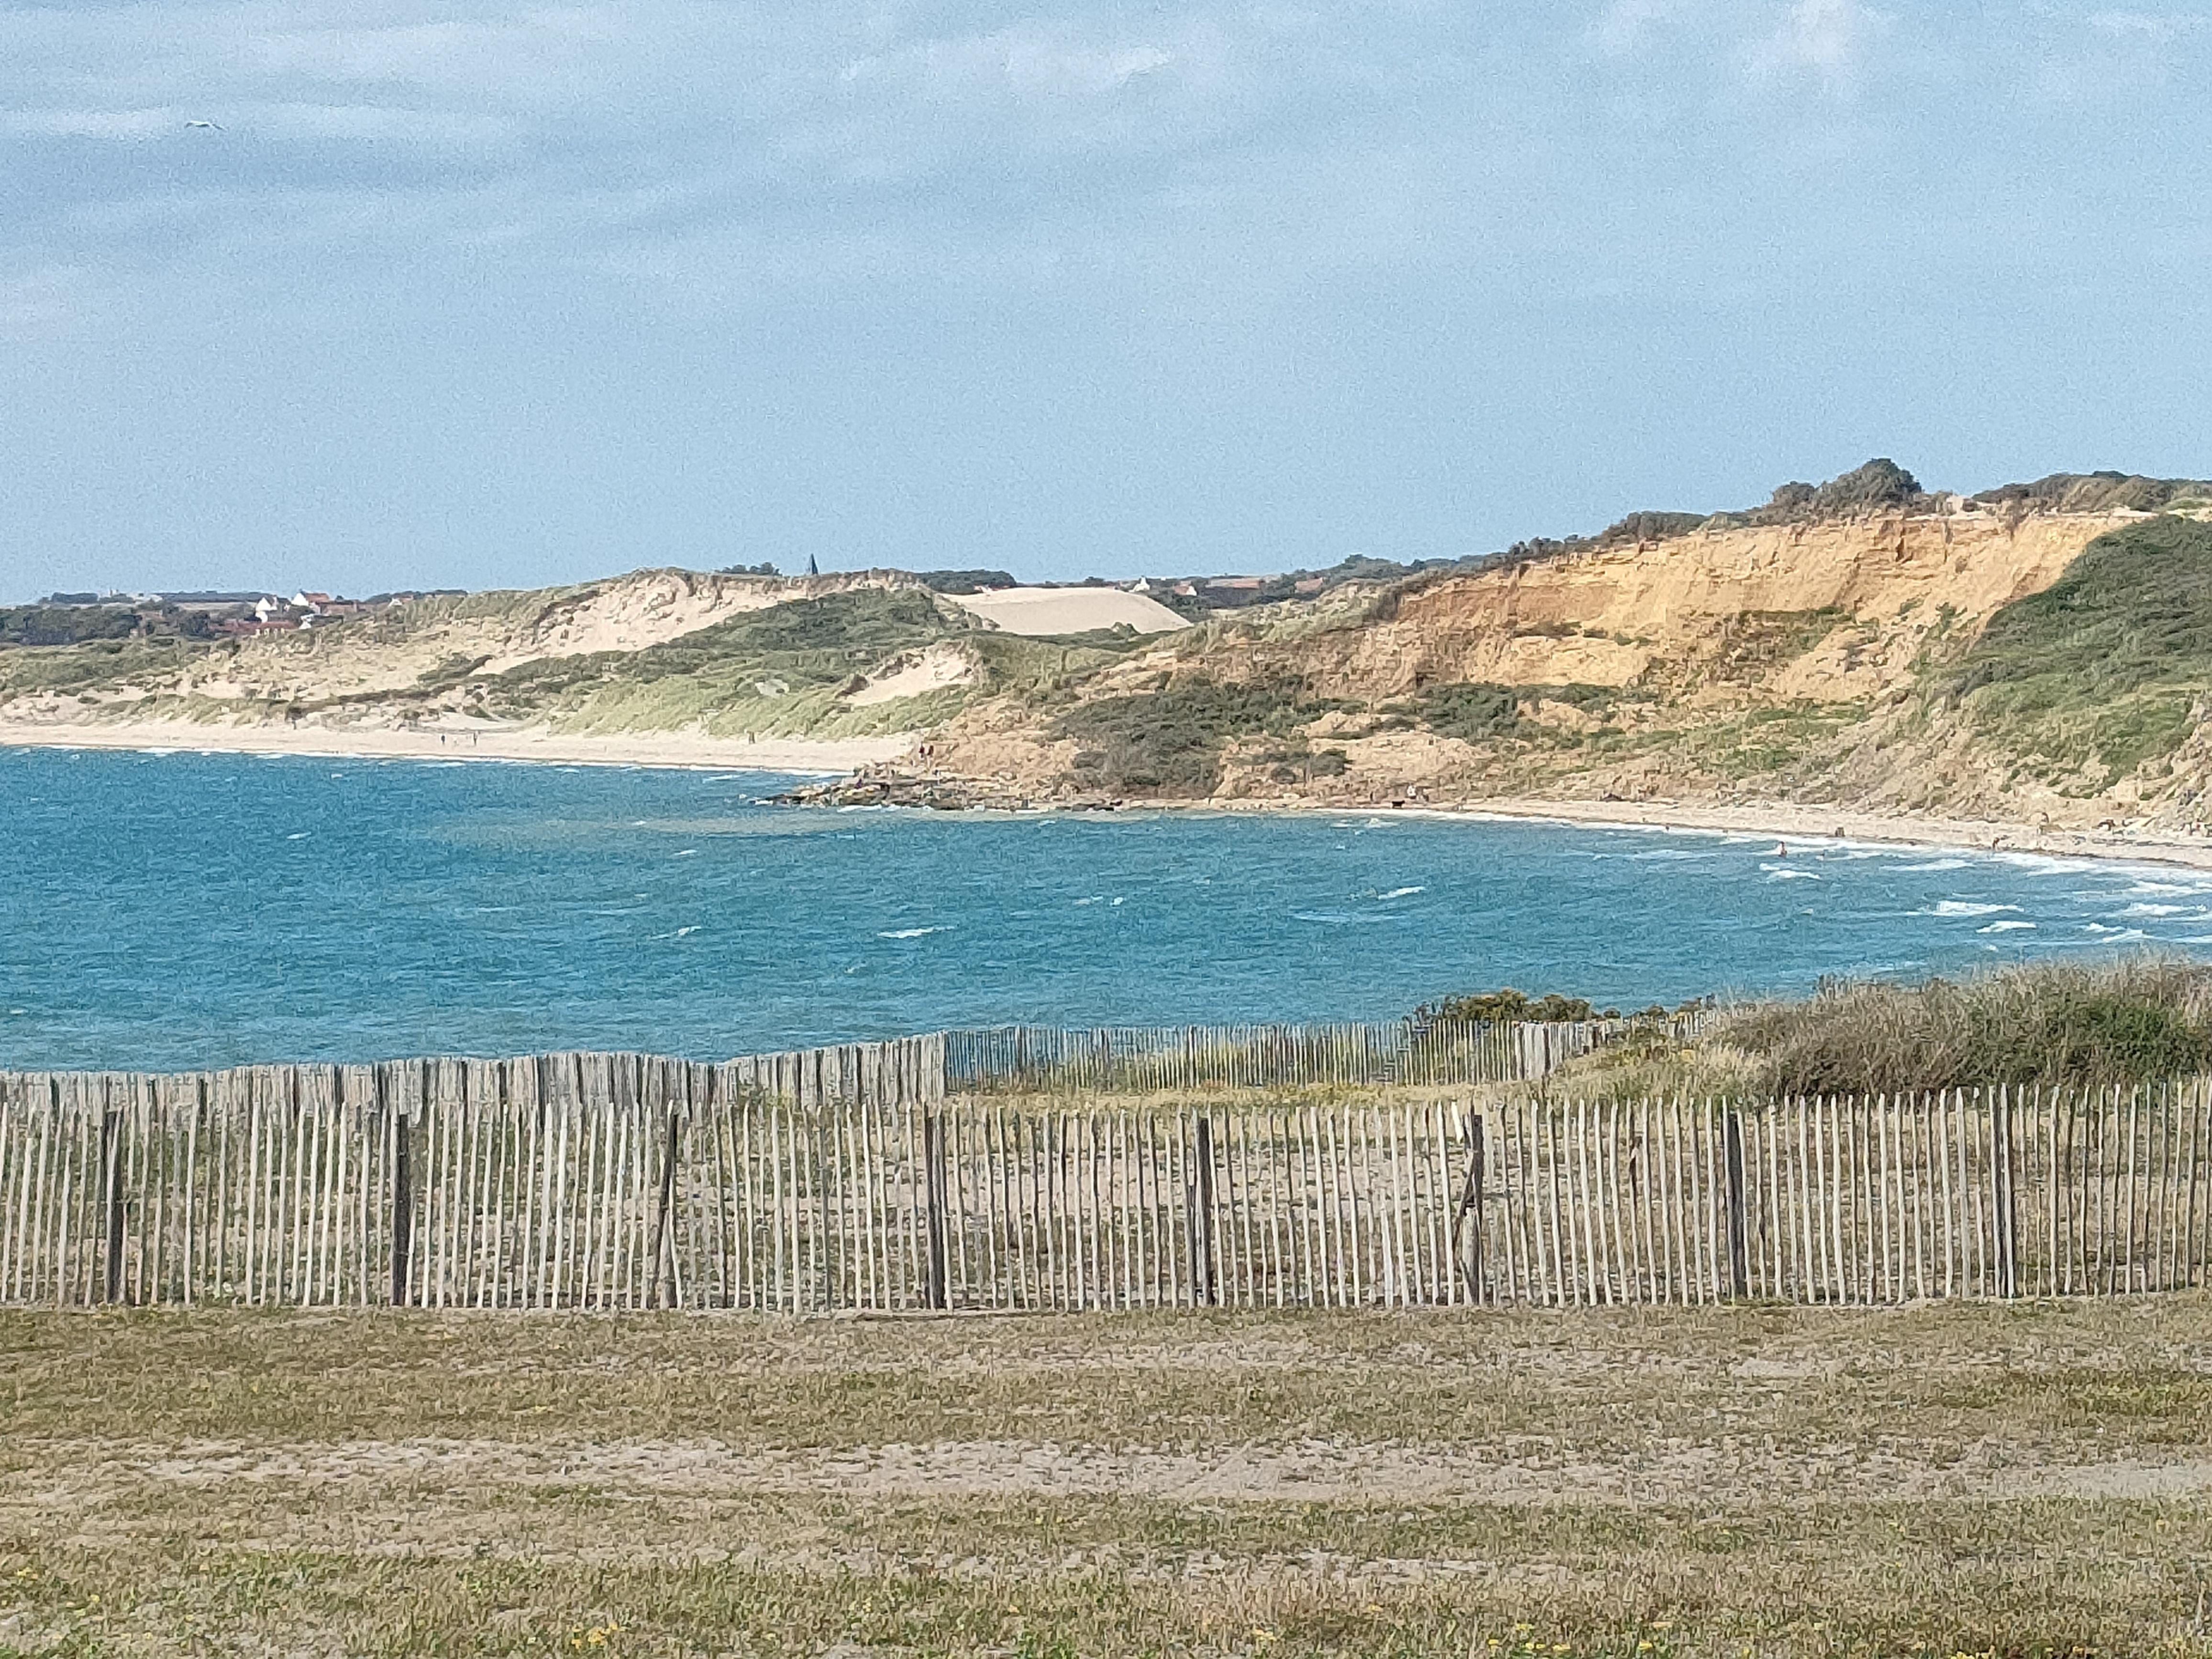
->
left=243, top=9, right=621, bottom=90
left=1589, top=0, right=1696, bottom=55
left=1743, top=0, right=1887, bottom=94
left=841, top=27, right=1183, bottom=108
left=2087, top=10, right=2205, bottom=40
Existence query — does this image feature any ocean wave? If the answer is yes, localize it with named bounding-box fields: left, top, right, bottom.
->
left=1761, top=865, right=1819, bottom=880
left=2123, top=902, right=2188, bottom=916
left=878, top=926, right=948, bottom=939
left=1979, top=920, right=2037, bottom=933
left=1895, top=858, right=1969, bottom=872
left=1927, top=900, right=2019, bottom=917
left=2127, top=880, right=2201, bottom=896
left=1377, top=885, right=1426, bottom=899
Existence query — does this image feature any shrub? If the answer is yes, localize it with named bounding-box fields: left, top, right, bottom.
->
left=1718, top=957, right=2212, bottom=1095
left=1421, top=682, right=1523, bottom=742
left=1416, top=988, right=1595, bottom=1026
left=1052, top=677, right=1344, bottom=796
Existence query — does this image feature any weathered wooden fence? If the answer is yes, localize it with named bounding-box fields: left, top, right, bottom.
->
left=2, top=1062, right=2206, bottom=1309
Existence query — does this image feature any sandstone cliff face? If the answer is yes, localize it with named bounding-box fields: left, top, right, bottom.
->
left=920, top=506, right=2173, bottom=821
left=1295, top=507, right=2134, bottom=701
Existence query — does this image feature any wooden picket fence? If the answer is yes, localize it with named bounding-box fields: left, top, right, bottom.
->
left=1, top=1057, right=2207, bottom=1310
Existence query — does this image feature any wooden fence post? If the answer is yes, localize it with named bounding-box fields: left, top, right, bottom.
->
left=389, top=1080, right=412, bottom=1308
left=100, top=1087, right=124, bottom=1305
left=923, top=1110, right=949, bottom=1310
left=1455, top=1111, right=1487, bottom=1304
left=1724, top=1109, right=1748, bottom=1300
left=652, top=1105, right=681, bottom=1310
left=1190, top=1116, right=1218, bottom=1305
left=1993, top=1089, right=2019, bottom=1299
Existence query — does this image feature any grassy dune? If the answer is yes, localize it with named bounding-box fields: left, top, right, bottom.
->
left=4, top=1299, right=2211, bottom=1656
left=1948, top=515, right=2212, bottom=787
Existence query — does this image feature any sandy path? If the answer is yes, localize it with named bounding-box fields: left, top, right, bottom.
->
left=16, top=1436, right=2212, bottom=1508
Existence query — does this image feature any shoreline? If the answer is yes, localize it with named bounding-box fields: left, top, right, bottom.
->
left=1351, top=796, right=2212, bottom=872
left=7, top=717, right=2212, bottom=871
left=0, top=719, right=913, bottom=775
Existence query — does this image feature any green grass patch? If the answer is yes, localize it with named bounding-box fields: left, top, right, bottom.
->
left=1054, top=677, right=1350, bottom=795
left=1945, top=515, right=2212, bottom=783
left=480, top=590, right=970, bottom=737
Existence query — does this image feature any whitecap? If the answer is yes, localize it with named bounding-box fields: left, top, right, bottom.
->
left=1979, top=920, right=2037, bottom=933
left=674, top=848, right=698, bottom=857
left=878, top=926, right=947, bottom=939
left=2127, top=880, right=2200, bottom=896
left=1364, top=818, right=1386, bottom=828
left=2124, top=902, right=2186, bottom=916
left=1073, top=896, right=1103, bottom=907
left=675, top=925, right=699, bottom=937
left=285, top=832, right=311, bottom=841
left=1929, top=901, right=2019, bottom=917
left=1111, top=897, right=1126, bottom=907
left=1762, top=865, right=1819, bottom=880
left=1895, top=858, right=1969, bottom=872
left=1378, top=886, right=1426, bottom=899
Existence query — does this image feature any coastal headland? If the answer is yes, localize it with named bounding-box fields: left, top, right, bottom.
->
left=11, top=462, right=2212, bottom=865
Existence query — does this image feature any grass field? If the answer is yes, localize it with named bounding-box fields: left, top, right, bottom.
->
left=4, top=1299, right=2212, bottom=1657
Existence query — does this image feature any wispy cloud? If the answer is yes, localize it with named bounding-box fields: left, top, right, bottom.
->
left=2087, top=9, right=2207, bottom=40
left=1589, top=0, right=1699, bottom=56
left=1741, top=0, right=1888, bottom=96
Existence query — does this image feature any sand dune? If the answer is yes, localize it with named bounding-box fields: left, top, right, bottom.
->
left=948, top=586, right=1189, bottom=636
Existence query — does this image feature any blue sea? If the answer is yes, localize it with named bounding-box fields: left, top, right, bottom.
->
left=3, top=745, right=2210, bottom=1071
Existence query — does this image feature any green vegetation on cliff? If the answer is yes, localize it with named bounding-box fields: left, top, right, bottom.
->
left=1947, top=515, right=2212, bottom=784
left=1053, top=677, right=1348, bottom=794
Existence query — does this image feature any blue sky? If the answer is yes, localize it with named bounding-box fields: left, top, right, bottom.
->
left=2, top=1, right=2208, bottom=602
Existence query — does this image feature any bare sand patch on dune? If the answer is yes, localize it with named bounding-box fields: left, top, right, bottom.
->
left=948, top=586, right=1190, bottom=637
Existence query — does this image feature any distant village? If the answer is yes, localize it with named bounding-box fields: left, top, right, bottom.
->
left=0, top=587, right=465, bottom=648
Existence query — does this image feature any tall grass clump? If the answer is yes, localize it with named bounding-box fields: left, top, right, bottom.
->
left=1720, top=956, right=2212, bottom=1095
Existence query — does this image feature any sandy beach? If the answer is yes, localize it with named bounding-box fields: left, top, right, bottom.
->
left=8, top=715, right=2212, bottom=870
left=0, top=718, right=912, bottom=775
